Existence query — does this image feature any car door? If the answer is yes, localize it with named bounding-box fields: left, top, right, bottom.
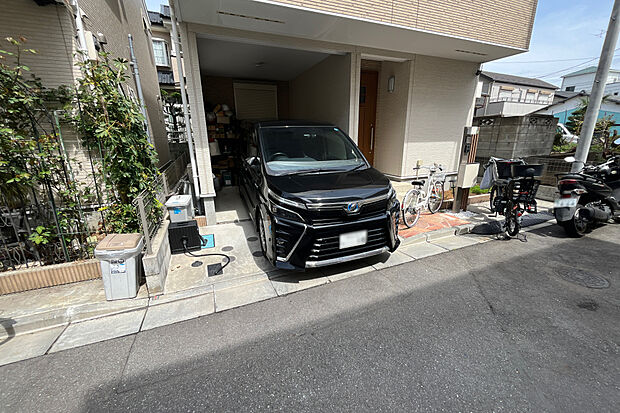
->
left=240, top=128, right=262, bottom=214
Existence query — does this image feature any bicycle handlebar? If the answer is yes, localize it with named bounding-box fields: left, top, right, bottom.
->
left=412, top=163, right=443, bottom=172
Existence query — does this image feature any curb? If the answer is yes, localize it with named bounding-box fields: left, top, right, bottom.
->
left=400, top=223, right=475, bottom=246
left=3, top=218, right=558, bottom=340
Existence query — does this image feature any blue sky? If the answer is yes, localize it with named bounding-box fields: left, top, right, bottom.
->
left=147, top=0, right=617, bottom=88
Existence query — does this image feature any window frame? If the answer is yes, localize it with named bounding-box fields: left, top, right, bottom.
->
left=152, top=38, right=170, bottom=67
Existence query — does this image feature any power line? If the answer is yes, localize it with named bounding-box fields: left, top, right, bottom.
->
left=491, top=56, right=604, bottom=64
left=534, top=48, right=620, bottom=79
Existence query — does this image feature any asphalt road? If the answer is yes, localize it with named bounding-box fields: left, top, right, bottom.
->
left=1, top=224, right=619, bottom=412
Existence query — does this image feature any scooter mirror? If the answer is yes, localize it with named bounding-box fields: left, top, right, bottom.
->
left=564, top=156, right=576, bottom=163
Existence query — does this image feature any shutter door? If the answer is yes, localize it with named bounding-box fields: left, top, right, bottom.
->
left=233, top=83, right=278, bottom=120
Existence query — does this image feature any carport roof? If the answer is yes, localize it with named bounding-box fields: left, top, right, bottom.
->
left=173, top=0, right=527, bottom=63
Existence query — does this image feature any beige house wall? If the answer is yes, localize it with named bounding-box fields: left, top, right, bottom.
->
left=1, top=0, right=170, bottom=166
left=373, top=60, right=411, bottom=177
left=403, top=55, right=480, bottom=176
left=79, top=0, right=171, bottom=165
left=0, top=1, right=79, bottom=88
left=267, top=0, right=537, bottom=50
left=289, top=54, right=353, bottom=135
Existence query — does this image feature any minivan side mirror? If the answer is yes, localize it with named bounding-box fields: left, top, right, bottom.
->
left=564, top=156, right=576, bottom=163
left=246, top=156, right=261, bottom=167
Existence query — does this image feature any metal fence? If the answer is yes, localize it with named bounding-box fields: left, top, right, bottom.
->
left=133, top=152, right=190, bottom=255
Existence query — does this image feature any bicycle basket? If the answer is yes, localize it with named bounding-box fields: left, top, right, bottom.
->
left=511, top=164, right=544, bottom=178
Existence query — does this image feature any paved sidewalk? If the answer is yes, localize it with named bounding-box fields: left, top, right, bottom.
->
left=0, top=201, right=556, bottom=367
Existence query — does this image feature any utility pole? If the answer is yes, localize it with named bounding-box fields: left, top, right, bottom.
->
left=572, top=0, right=620, bottom=172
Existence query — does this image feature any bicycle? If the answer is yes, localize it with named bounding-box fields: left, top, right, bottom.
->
left=401, top=164, right=446, bottom=228
left=484, top=159, right=542, bottom=237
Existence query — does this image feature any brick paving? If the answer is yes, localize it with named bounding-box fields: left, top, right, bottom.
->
left=399, top=211, right=471, bottom=237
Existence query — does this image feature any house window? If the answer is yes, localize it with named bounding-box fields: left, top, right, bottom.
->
left=565, top=86, right=575, bottom=92
left=152, top=39, right=169, bottom=67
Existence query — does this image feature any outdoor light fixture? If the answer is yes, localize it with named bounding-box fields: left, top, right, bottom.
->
left=388, top=76, right=395, bottom=93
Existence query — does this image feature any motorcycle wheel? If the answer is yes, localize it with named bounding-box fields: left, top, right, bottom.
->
left=504, top=201, right=520, bottom=237
left=561, top=204, right=588, bottom=237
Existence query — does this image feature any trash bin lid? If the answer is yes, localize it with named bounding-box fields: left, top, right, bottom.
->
left=96, top=233, right=143, bottom=251
left=165, top=195, right=192, bottom=208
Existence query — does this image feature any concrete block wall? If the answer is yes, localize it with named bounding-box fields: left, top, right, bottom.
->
left=142, top=220, right=171, bottom=296
left=268, top=0, right=537, bottom=50
left=474, top=115, right=557, bottom=160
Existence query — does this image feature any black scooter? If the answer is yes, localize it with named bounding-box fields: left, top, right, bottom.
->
left=554, top=155, right=620, bottom=237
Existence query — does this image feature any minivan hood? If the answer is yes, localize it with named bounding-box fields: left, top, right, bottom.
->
left=268, top=167, right=391, bottom=203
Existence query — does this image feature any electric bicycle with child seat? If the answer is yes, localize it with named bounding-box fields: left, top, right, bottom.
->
left=401, top=164, right=446, bottom=228
left=483, top=158, right=543, bottom=237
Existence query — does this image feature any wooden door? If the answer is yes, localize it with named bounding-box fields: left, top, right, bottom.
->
left=358, top=71, right=378, bottom=165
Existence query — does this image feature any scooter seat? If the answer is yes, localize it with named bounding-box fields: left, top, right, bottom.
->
left=411, top=180, right=425, bottom=186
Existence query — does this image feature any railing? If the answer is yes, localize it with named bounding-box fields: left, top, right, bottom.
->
left=133, top=152, right=190, bottom=254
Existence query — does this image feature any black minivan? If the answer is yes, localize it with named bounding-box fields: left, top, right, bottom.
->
left=240, top=121, right=400, bottom=270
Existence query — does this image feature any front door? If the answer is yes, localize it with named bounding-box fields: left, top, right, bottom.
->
left=358, top=71, right=378, bottom=165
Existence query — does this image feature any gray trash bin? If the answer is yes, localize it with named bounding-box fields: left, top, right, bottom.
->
left=165, top=194, right=194, bottom=223
left=95, top=234, right=143, bottom=300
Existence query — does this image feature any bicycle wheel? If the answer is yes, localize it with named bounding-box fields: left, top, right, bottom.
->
left=489, top=186, right=497, bottom=212
left=402, top=189, right=422, bottom=228
left=428, top=181, right=444, bottom=213
left=504, top=201, right=520, bottom=237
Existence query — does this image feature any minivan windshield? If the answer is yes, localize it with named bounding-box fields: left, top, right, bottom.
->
left=259, top=126, right=367, bottom=176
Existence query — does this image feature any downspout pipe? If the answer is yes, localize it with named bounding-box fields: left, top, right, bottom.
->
left=128, top=34, right=153, bottom=145
left=169, top=1, right=202, bottom=205
left=71, top=0, right=88, bottom=56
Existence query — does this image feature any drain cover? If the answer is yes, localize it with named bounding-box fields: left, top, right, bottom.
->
left=558, top=269, right=610, bottom=289
left=577, top=299, right=598, bottom=311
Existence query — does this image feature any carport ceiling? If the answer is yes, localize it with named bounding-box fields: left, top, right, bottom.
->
left=197, top=37, right=331, bottom=81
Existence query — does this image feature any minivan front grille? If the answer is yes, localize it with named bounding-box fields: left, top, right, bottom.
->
left=309, top=198, right=388, bottom=225
left=308, top=226, right=387, bottom=261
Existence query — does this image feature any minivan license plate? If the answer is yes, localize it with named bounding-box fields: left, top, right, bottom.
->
left=339, top=230, right=367, bottom=249
left=554, top=198, right=577, bottom=208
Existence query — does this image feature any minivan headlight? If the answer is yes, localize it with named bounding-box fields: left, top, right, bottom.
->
left=269, top=200, right=305, bottom=222
left=387, top=184, right=398, bottom=205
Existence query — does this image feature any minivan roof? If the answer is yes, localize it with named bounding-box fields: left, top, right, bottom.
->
left=256, top=120, right=336, bottom=128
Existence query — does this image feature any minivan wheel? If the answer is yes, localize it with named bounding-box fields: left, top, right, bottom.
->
left=562, top=205, right=588, bottom=237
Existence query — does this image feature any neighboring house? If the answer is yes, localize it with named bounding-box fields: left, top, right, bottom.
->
left=0, top=0, right=171, bottom=167
left=475, top=71, right=557, bottom=117
left=170, top=0, right=539, bottom=224
left=560, top=66, right=620, bottom=93
left=148, top=5, right=187, bottom=144
left=536, top=90, right=620, bottom=133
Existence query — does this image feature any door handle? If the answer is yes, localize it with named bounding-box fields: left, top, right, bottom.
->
left=370, top=125, right=375, bottom=151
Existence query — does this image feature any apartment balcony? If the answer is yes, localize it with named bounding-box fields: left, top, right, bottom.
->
left=475, top=99, right=550, bottom=117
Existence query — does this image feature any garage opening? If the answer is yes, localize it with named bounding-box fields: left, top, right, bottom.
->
left=195, top=35, right=352, bottom=223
